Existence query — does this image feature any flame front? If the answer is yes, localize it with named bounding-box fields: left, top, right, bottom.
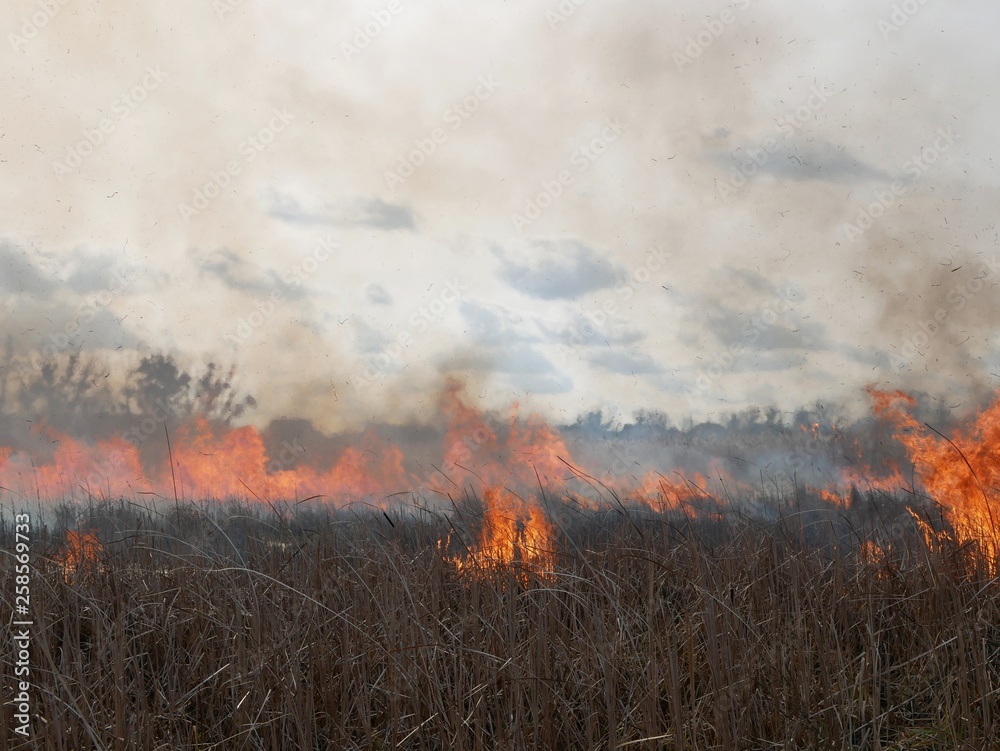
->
left=3, top=379, right=1000, bottom=569
left=869, top=388, right=1000, bottom=561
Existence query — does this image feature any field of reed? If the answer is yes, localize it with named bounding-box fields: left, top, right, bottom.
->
left=2, top=493, right=999, bottom=750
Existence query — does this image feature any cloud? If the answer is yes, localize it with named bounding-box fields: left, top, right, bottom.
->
left=459, top=300, right=541, bottom=346
left=194, top=248, right=298, bottom=298
left=352, top=199, right=416, bottom=231
left=588, top=349, right=664, bottom=376
left=0, top=242, right=55, bottom=296
left=367, top=284, right=392, bottom=305
left=350, top=317, right=389, bottom=355
left=442, top=342, right=573, bottom=394
left=703, top=307, right=828, bottom=353
left=753, top=139, right=891, bottom=183
left=2, top=0, right=997, bottom=430
left=265, top=188, right=415, bottom=230
left=0, top=242, right=139, bottom=364
left=494, top=239, right=624, bottom=300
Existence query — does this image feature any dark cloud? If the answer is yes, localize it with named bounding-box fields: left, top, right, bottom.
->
left=494, top=240, right=624, bottom=300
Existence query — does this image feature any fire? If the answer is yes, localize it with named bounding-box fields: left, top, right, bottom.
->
left=458, top=486, right=554, bottom=573
left=435, top=382, right=559, bottom=575
left=0, top=418, right=413, bottom=503
left=634, top=471, right=712, bottom=511
left=817, top=488, right=848, bottom=507
left=4, top=373, right=999, bottom=572
left=1, top=380, right=567, bottom=577
left=869, top=388, right=1000, bottom=562
left=56, top=529, right=103, bottom=581
left=858, top=539, right=886, bottom=565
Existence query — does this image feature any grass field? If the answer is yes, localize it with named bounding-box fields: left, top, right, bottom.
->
left=2, top=492, right=998, bottom=750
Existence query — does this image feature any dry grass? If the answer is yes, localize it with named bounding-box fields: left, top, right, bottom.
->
left=2, top=495, right=999, bottom=750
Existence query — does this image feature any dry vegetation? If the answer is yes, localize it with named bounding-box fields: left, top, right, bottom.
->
left=2, top=494, right=999, bottom=750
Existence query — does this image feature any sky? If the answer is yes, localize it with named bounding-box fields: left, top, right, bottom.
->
left=2, top=0, right=999, bottom=434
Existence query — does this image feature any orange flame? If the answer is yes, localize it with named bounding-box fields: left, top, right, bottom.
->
left=816, top=488, right=849, bottom=508
left=869, top=387, right=1000, bottom=562
left=449, top=487, right=554, bottom=578
left=634, top=471, right=712, bottom=511
left=5, top=376, right=1000, bottom=571
left=56, top=529, right=103, bottom=581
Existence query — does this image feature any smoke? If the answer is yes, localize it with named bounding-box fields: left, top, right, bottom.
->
left=0, top=352, right=252, bottom=452
left=2, top=0, right=998, bottom=453
left=864, top=237, right=1000, bottom=404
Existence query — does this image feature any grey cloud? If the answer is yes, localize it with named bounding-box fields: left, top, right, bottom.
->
left=714, top=349, right=811, bottom=377
left=459, top=300, right=541, bottom=346
left=353, top=199, right=415, bottom=230
left=447, top=301, right=572, bottom=393
left=588, top=349, right=664, bottom=376
left=718, top=138, right=891, bottom=184
left=266, top=189, right=414, bottom=231
left=539, top=312, right=645, bottom=348
left=195, top=248, right=298, bottom=298
left=494, top=240, right=624, bottom=300
left=0, top=242, right=56, bottom=296
left=366, top=284, right=392, bottom=305
left=442, top=342, right=573, bottom=394
left=704, top=306, right=828, bottom=352
left=351, top=317, right=389, bottom=355
left=64, top=251, right=138, bottom=295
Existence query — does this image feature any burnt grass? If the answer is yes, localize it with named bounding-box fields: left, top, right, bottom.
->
left=1, top=490, right=999, bottom=750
